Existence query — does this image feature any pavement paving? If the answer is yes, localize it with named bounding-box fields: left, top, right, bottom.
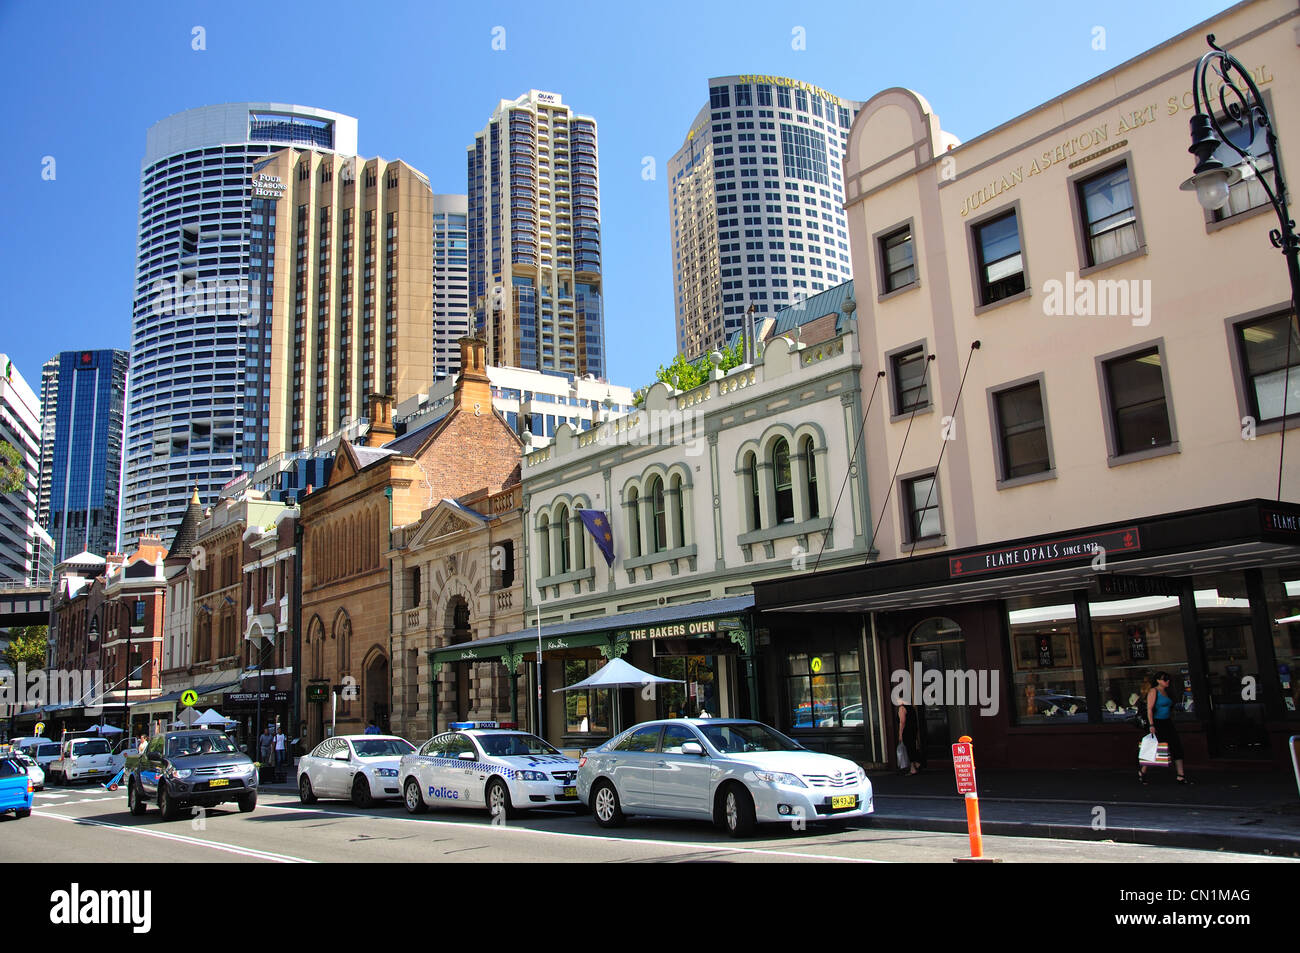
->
left=866, top=765, right=1300, bottom=857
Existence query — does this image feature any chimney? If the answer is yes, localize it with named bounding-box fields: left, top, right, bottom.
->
left=454, top=337, right=492, bottom=414
left=366, top=394, right=396, bottom=447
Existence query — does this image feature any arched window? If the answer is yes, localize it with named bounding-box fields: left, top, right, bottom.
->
left=538, top=515, right=551, bottom=578
left=627, top=488, right=642, bottom=557
left=745, top=452, right=760, bottom=530
left=649, top=476, right=667, bottom=552
left=801, top=435, right=819, bottom=519
left=773, top=438, right=794, bottom=524
left=670, top=473, right=686, bottom=547
left=556, top=504, right=571, bottom=574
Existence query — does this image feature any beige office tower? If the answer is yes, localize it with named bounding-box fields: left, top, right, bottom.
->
left=467, top=90, right=605, bottom=379
left=248, top=150, right=434, bottom=456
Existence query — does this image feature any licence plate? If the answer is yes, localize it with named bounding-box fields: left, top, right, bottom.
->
left=562, top=786, right=577, bottom=798
left=86, top=769, right=100, bottom=774
left=208, top=779, right=229, bottom=788
left=831, top=795, right=856, bottom=810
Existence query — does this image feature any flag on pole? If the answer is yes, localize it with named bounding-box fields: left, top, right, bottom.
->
left=578, top=509, right=616, bottom=566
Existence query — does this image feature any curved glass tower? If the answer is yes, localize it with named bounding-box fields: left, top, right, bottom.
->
left=124, top=104, right=357, bottom=546
left=669, top=76, right=863, bottom=360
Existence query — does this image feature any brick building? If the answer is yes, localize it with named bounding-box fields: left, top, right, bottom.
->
left=299, top=338, right=522, bottom=746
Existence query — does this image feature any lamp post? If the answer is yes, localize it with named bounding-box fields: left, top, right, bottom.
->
left=1180, top=34, right=1300, bottom=500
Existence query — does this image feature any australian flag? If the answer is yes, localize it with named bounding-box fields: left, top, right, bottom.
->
left=578, top=509, right=616, bottom=566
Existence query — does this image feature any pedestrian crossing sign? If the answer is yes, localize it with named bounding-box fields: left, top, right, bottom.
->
left=181, top=690, right=198, bottom=708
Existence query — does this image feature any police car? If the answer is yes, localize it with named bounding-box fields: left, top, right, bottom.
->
left=398, top=723, right=582, bottom=819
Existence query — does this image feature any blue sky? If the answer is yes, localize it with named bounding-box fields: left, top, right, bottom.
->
left=0, top=0, right=1232, bottom=393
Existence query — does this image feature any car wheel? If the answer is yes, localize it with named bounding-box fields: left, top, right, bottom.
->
left=159, top=787, right=180, bottom=821
left=298, top=774, right=317, bottom=804
left=486, top=777, right=516, bottom=820
left=591, top=780, right=625, bottom=828
left=403, top=778, right=427, bottom=814
left=128, top=779, right=147, bottom=816
left=238, top=791, right=257, bottom=813
left=720, top=784, right=756, bottom=838
left=351, top=775, right=373, bottom=808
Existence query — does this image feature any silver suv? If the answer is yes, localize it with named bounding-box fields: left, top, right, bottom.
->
left=128, top=731, right=258, bottom=820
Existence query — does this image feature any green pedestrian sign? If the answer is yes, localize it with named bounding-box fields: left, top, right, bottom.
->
left=181, top=690, right=198, bottom=708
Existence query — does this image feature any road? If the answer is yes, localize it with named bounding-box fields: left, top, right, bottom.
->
left=3, top=782, right=1294, bottom=863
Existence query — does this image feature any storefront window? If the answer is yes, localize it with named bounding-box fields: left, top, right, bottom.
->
left=654, top=655, right=718, bottom=719
left=786, top=635, right=862, bottom=729
left=1007, top=594, right=1086, bottom=724
left=1263, top=566, right=1300, bottom=718
left=563, top=659, right=610, bottom=734
left=1089, top=589, right=1192, bottom=723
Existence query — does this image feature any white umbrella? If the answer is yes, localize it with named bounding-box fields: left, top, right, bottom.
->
left=553, top=657, right=684, bottom=734
left=194, top=708, right=236, bottom=727
left=88, top=724, right=125, bottom=735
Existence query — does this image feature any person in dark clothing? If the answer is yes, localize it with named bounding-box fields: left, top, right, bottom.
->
left=1139, top=671, right=1189, bottom=784
left=897, top=702, right=924, bottom=775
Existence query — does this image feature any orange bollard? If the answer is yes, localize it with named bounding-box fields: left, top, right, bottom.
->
left=952, top=735, right=1000, bottom=863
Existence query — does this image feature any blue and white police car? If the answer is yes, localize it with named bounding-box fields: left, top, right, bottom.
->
left=398, top=723, right=582, bottom=819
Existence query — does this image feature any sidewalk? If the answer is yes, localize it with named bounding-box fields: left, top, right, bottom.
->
left=866, top=766, right=1300, bottom=857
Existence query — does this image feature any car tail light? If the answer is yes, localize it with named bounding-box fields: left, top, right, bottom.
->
left=27, top=780, right=34, bottom=793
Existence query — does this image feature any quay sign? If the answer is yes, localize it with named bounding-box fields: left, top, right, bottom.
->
left=628, top=618, right=719, bottom=641
left=949, top=528, right=1141, bottom=579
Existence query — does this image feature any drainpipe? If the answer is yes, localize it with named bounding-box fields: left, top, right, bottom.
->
left=385, top=486, right=394, bottom=735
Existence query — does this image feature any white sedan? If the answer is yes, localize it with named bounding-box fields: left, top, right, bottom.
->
left=12, top=752, right=44, bottom=791
left=398, top=723, right=582, bottom=818
left=297, top=735, right=415, bottom=807
left=577, top=718, right=873, bottom=837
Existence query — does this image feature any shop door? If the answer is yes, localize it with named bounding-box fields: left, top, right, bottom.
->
left=910, top=618, right=971, bottom=761
left=1201, top=624, right=1269, bottom=758
left=654, top=654, right=722, bottom=719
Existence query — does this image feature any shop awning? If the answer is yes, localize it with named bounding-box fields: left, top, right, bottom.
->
left=428, top=594, right=754, bottom=666
left=754, top=498, right=1300, bottom=614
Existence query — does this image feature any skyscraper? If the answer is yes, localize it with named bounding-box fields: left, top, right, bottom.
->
left=669, top=76, right=863, bottom=360
left=124, top=104, right=358, bottom=547
left=38, top=349, right=129, bottom=564
left=0, top=356, right=43, bottom=584
left=244, top=147, right=434, bottom=452
left=432, top=194, right=471, bottom=381
left=468, top=90, right=604, bottom=379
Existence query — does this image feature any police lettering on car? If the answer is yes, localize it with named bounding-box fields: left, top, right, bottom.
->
left=398, top=723, right=583, bottom=819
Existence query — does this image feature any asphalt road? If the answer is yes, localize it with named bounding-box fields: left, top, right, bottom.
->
left=4, top=782, right=1294, bottom=863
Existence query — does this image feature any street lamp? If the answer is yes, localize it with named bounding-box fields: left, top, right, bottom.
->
left=1181, top=35, right=1300, bottom=499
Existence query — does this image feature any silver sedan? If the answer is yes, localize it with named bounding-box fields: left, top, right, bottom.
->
left=576, top=718, right=872, bottom=837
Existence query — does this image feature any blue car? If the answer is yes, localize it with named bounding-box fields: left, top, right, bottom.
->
left=0, top=756, right=35, bottom=819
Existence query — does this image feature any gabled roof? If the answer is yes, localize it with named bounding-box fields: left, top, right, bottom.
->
left=383, top=416, right=445, bottom=457
left=728, top=278, right=855, bottom=348
left=60, top=550, right=106, bottom=567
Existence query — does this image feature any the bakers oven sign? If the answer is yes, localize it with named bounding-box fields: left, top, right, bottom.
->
left=252, top=172, right=286, bottom=199
left=628, top=619, right=718, bottom=641
left=949, top=528, right=1141, bottom=578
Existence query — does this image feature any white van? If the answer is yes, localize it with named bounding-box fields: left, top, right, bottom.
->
left=13, top=738, right=61, bottom=773
left=47, top=736, right=125, bottom=785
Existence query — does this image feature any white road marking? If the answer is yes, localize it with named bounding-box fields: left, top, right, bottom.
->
left=258, top=801, right=885, bottom=863
left=32, top=810, right=314, bottom=863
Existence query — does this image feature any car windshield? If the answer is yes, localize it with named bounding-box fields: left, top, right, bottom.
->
left=698, top=722, right=804, bottom=754
left=352, top=738, right=415, bottom=758
left=167, top=734, right=238, bottom=757
left=475, top=734, right=560, bottom=757
left=72, top=740, right=111, bottom=756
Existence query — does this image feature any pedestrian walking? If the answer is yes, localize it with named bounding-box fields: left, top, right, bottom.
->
left=274, top=727, right=286, bottom=767
left=258, top=726, right=274, bottom=765
left=364, top=721, right=379, bottom=735
left=897, top=701, right=923, bottom=775
left=1139, top=671, right=1189, bottom=784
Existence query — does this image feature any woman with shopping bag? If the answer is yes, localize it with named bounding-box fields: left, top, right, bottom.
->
left=1138, top=671, right=1189, bottom=784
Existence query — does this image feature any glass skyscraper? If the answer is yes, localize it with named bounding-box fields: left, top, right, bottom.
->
left=39, top=350, right=129, bottom=564
left=432, top=194, right=471, bottom=381
left=669, top=75, right=863, bottom=361
left=124, top=104, right=357, bottom=547
left=468, top=90, right=605, bottom=379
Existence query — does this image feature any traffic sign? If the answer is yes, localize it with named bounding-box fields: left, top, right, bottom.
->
left=181, top=690, right=198, bottom=708
left=34, top=722, right=45, bottom=736
left=810, top=657, right=823, bottom=673
left=952, top=740, right=977, bottom=794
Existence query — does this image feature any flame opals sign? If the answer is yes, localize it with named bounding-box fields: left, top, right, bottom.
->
left=949, top=528, right=1140, bottom=578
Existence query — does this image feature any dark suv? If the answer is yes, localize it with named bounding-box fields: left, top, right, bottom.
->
left=128, top=731, right=258, bottom=820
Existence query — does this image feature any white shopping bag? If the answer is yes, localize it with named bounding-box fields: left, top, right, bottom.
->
left=1138, top=735, right=1169, bottom=766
